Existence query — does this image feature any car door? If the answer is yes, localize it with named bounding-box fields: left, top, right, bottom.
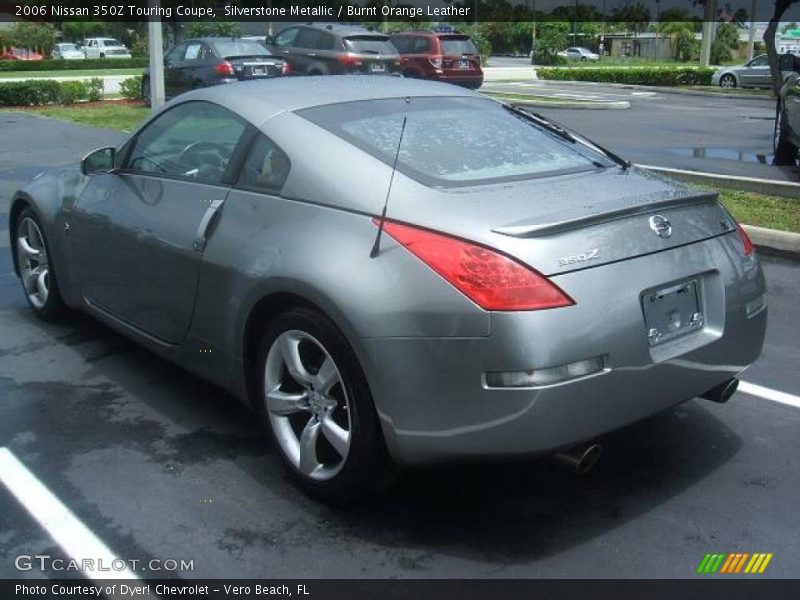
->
left=270, top=27, right=300, bottom=70
left=293, top=28, right=324, bottom=74
left=67, top=101, right=251, bottom=344
left=85, top=40, right=98, bottom=58
left=741, top=55, right=770, bottom=87
left=179, top=41, right=207, bottom=91
left=163, top=43, right=187, bottom=98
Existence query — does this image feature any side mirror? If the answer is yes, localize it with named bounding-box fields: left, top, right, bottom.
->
left=81, top=147, right=116, bottom=175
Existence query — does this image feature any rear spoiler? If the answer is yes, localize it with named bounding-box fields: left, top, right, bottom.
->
left=492, top=192, right=718, bottom=238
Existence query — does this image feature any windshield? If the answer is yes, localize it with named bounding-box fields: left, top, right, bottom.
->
left=343, top=36, right=396, bottom=55
left=298, top=97, right=607, bottom=187
left=439, top=37, right=478, bottom=55
left=211, top=40, right=271, bottom=58
left=60, top=44, right=78, bottom=51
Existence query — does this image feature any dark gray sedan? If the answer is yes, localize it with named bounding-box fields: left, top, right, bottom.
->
left=10, top=77, right=766, bottom=502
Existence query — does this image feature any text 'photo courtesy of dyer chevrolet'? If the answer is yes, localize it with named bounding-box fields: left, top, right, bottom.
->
left=10, top=76, right=766, bottom=503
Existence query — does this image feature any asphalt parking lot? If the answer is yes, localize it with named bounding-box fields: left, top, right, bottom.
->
left=0, top=113, right=799, bottom=580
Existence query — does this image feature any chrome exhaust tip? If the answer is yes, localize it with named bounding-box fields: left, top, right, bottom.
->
left=553, top=443, right=602, bottom=475
left=700, top=378, right=739, bottom=404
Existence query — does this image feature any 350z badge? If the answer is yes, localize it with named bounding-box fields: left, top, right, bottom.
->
left=558, top=248, right=600, bottom=266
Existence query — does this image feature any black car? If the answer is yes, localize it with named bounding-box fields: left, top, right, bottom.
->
left=774, top=55, right=800, bottom=165
left=268, top=24, right=399, bottom=76
left=142, top=37, right=288, bottom=102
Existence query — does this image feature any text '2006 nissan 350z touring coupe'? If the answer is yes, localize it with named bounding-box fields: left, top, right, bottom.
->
left=10, top=77, right=766, bottom=502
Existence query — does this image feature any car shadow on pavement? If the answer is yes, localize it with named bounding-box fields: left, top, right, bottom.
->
left=1, top=307, right=743, bottom=571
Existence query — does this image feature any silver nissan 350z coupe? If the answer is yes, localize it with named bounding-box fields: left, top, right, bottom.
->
left=10, top=77, right=766, bottom=502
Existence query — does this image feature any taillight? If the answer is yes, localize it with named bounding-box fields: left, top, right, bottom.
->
left=214, top=61, right=234, bottom=77
left=281, top=61, right=291, bottom=76
left=376, top=219, right=574, bottom=311
left=337, top=53, right=363, bottom=67
left=736, top=223, right=756, bottom=256
left=428, top=56, right=443, bottom=69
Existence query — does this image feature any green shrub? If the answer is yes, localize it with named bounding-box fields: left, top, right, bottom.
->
left=57, top=80, right=88, bottom=105
left=119, top=76, right=143, bottom=101
left=0, top=58, right=148, bottom=72
left=0, top=80, right=61, bottom=105
left=87, top=78, right=104, bottom=101
left=0, top=78, right=109, bottom=106
left=536, top=66, right=715, bottom=86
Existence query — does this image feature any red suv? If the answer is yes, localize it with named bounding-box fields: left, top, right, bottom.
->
left=390, top=30, right=483, bottom=89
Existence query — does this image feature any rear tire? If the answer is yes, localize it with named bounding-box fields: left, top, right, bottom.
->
left=774, top=101, right=798, bottom=165
left=258, top=307, right=393, bottom=504
left=14, top=208, right=66, bottom=321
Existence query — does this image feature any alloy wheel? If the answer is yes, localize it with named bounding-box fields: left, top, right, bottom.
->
left=264, top=330, right=352, bottom=481
left=16, top=217, right=50, bottom=309
left=720, top=75, right=735, bottom=89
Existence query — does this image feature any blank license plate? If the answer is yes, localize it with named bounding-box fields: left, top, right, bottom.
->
left=642, top=280, right=704, bottom=346
left=458, top=60, right=471, bottom=69
left=369, top=63, right=386, bottom=73
left=251, top=67, right=266, bottom=76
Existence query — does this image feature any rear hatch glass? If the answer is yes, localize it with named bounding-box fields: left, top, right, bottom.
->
left=212, top=40, right=272, bottom=59
left=297, top=96, right=611, bottom=187
left=344, top=36, right=396, bottom=55
left=439, top=36, right=478, bottom=55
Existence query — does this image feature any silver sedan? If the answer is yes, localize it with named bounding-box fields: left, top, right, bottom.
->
left=10, top=77, right=766, bottom=502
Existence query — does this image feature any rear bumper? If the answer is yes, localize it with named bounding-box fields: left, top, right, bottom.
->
left=437, top=73, right=484, bottom=88
left=360, top=233, right=767, bottom=465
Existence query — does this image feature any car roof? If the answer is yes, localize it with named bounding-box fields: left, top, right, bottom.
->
left=180, top=75, right=476, bottom=124
left=291, top=23, right=387, bottom=38
left=392, top=30, right=469, bottom=37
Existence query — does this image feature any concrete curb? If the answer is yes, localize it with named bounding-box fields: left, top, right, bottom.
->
left=637, top=164, right=800, bottom=199
left=531, top=77, right=773, bottom=101
left=742, top=224, right=800, bottom=256
left=637, top=165, right=800, bottom=258
left=484, top=92, right=630, bottom=110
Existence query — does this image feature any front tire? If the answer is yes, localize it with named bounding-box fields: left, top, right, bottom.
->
left=774, top=101, right=798, bottom=165
left=258, top=307, right=392, bottom=503
left=14, top=208, right=65, bottom=320
left=720, top=74, right=736, bottom=89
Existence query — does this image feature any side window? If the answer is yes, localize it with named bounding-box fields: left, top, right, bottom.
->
left=318, top=32, right=336, bottom=51
left=184, top=43, right=202, bottom=61
left=237, top=135, right=291, bottom=193
left=274, top=28, right=299, bottom=48
left=295, top=28, right=323, bottom=49
left=391, top=36, right=410, bottom=54
left=750, top=56, right=768, bottom=67
left=165, top=44, right=186, bottom=64
left=200, top=44, right=215, bottom=60
left=126, top=102, right=247, bottom=185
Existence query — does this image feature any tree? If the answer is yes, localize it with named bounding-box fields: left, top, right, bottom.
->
left=611, top=1, right=651, bottom=37
left=9, top=22, right=57, bottom=56
left=659, top=21, right=699, bottom=62
left=711, top=21, right=740, bottom=64
left=765, top=0, right=800, bottom=94
left=184, top=22, right=242, bottom=38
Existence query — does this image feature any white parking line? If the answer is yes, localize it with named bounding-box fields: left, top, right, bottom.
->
left=739, top=381, right=800, bottom=408
left=0, top=447, right=139, bottom=580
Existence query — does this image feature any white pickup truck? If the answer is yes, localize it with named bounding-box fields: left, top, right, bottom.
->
left=81, top=38, right=132, bottom=59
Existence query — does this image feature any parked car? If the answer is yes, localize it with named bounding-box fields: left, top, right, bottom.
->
left=268, top=24, right=399, bottom=76
left=712, top=53, right=798, bottom=88
left=51, top=43, right=85, bottom=60
left=0, top=48, right=43, bottom=61
left=557, top=47, right=600, bottom=61
left=81, top=38, right=132, bottom=59
left=390, top=30, right=483, bottom=89
left=142, top=37, right=288, bottom=103
left=10, top=77, right=766, bottom=502
left=774, top=71, right=800, bottom=164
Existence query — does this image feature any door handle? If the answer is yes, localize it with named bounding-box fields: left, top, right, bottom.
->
left=193, top=198, right=225, bottom=252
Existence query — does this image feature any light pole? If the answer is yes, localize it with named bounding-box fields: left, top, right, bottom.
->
left=147, top=0, right=165, bottom=109
left=746, top=0, right=757, bottom=62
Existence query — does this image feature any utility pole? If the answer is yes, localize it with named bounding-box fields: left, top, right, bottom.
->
left=747, top=0, right=756, bottom=62
left=530, top=0, right=536, bottom=64
left=699, top=0, right=717, bottom=67
left=147, top=0, right=165, bottom=109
